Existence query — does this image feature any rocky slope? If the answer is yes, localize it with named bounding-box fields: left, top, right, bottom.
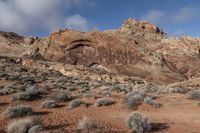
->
left=1, top=19, right=200, bottom=133
left=0, top=19, right=200, bottom=85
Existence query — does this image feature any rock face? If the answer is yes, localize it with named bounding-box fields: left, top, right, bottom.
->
left=0, top=19, right=200, bottom=84
left=0, top=31, right=39, bottom=57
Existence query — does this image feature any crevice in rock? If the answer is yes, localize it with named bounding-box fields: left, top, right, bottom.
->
left=161, top=56, right=188, bottom=80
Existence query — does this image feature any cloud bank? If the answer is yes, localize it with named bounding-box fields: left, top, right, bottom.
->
left=142, top=6, right=199, bottom=24
left=0, top=0, right=95, bottom=36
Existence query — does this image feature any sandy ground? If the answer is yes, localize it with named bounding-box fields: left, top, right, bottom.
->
left=0, top=90, right=200, bottom=133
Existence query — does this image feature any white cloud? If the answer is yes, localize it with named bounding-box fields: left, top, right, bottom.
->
left=0, top=0, right=95, bottom=35
left=171, top=29, right=187, bottom=36
left=65, top=15, right=90, bottom=31
left=142, top=6, right=199, bottom=24
left=142, top=10, right=166, bottom=24
left=172, top=7, right=199, bottom=23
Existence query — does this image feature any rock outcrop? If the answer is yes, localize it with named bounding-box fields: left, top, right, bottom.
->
left=0, top=19, right=200, bottom=84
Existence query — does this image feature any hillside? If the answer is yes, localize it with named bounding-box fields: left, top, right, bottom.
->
left=0, top=19, right=200, bottom=133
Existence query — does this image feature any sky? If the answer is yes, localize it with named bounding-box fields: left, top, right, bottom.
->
left=0, top=0, right=199, bottom=37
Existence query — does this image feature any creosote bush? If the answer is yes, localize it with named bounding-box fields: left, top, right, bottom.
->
left=3, top=105, right=33, bottom=119
left=125, top=113, right=151, bottom=133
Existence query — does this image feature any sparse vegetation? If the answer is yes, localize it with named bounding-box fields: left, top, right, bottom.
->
left=41, top=100, right=58, bottom=108
left=3, top=105, right=33, bottom=119
left=125, top=113, right=151, bottom=133
left=198, top=101, right=200, bottom=107
left=26, top=86, right=47, bottom=95
left=84, top=93, right=97, bottom=99
left=144, top=97, right=161, bottom=108
left=0, top=85, right=16, bottom=96
left=69, top=99, right=82, bottom=108
left=95, top=98, right=113, bottom=107
left=144, top=97, right=153, bottom=104
left=7, top=117, right=43, bottom=133
left=187, top=90, right=200, bottom=100
left=127, top=96, right=142, bottom=109
left=110, top=84, right=131, bottom=93
left=50, top=92, right=72, bottom=102
left=28, top=125, right=44, bottom=133
left=77, top=117, right=97, bottom=131
left=123, top=92, right=144, bottom=109
left=12, top=90, right=42, bottom=101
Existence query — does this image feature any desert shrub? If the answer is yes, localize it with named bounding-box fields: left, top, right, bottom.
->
left=12, top=89, right=42, bottom=101
left=90, top=82, right=102, bottom=88
left=77, top=117, right=97, bottom=131
left=80, top=83, right=90, bottom=90
left=187, top=90, right=200, bottom=100
left=197, top=101, right=200, bottom=107
left=123, top=91, right=147, bottom=109
left=50, top=92, right=72, bottom=102
left=95, top=98, right=113, bottom=107
left=67, top=86, right=77, bottom=91
left=123, top=91, right=146, bottom=103
left=155, top=87, right=170, bottom=94
left=84, top=93, right=97, bottom=99
left=144, top=97, right=161, bottom=108
left=7, top=117, right=43, bottom=133
left=26, top=86, right=47, bottom=95
left=126, top=95, right=142, bottom=109
left=125, top=113, right=151, bottom=133
left=99, top=86, right=110, bottom=91
left=101, top=91, right=111, bottom=97
left=168, top=87, right=191, bottom=94
left=143, top=97, right=153, bottom=104
left=0, top=85, right=16, bottom=96
left=41, top=100, right=58, bottom=108
left=110, top=84, right=131, bottom=93
left=3, top=105, right=33, bottom=119
left=69, top=99, right=82, bottom=108
left=151, top=102, right=162, bottom=108
left=28, top=125, right=44, bottom=133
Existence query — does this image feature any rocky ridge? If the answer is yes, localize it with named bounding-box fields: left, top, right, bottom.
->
left=0, top=19, right=200, bottom=85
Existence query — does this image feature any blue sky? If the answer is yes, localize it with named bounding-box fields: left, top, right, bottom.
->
left=0, top=0, right=199, bottom=37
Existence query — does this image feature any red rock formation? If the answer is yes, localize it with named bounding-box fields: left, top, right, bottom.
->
left=31, top=20, right=185, bottom=84
left=1, top=19, right=200, bottom=84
